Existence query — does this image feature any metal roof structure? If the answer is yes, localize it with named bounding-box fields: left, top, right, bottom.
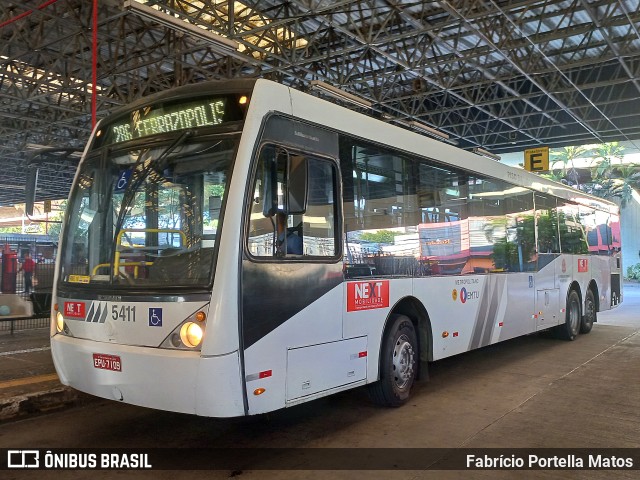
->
left=1, top=0, right=640, bottom=206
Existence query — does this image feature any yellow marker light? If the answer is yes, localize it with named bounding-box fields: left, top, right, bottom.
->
left=253, top=388, right=266, bottom=396
left=239, top=95, right=248, bottom=105
left=442, top=331, right=449, bottom=338
left=180, top=322, right=203, bottom=348
left=56, top=312, right=64, bottom=333
left=195, top=311, right=206, bottom=322
left=54, top=303, right=58, bottom=311
left=96, top=129, right=102, bottom=137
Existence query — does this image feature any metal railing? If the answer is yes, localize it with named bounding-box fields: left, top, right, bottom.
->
left=0, top=316, right=50, bottom=334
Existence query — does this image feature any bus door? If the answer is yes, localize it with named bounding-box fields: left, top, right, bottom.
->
left=534, top=194, right=561, bottom=330
left=241, top=119, right=348, bottom=413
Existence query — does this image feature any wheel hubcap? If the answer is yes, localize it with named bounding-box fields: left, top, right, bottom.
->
left=392, top=334, right=415, bottom=390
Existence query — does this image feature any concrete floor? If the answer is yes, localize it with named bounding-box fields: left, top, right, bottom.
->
left=0, top=285, right=639, bottom=479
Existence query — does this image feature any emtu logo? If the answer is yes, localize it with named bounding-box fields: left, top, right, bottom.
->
left=459, top=287, right=480, bottom=304
left=347, top=280, right=390, bottom=312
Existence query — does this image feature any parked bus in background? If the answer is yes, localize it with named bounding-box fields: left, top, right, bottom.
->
left=39, top=79, right=621, bottom=417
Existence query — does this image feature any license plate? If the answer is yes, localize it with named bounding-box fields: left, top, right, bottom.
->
left=93, top=353, right=122, bottom=372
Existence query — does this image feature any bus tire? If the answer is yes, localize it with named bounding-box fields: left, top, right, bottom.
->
left=368, top=314, right=417, bottom=407
left=580, top=289, right=596, bottom=334
left=556, top=290, right=581, bottom=341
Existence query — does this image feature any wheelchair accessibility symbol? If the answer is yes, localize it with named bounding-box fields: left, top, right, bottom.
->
left=114, top=169, right=132, bottom=193
left=149, top=308, right=162, bottom=327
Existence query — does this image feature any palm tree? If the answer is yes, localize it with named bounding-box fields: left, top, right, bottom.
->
left=584, top=143, right=638, bottom=206
left=550, top=146, right=592, bottom=185
left=591, top=142, right=625, bottom=179
left=607, top=164, right=640, bottom=208
left=544, top=143, right=639, bottom=209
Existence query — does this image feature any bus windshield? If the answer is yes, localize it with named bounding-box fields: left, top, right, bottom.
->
left=59, top=135, right=237, bottom=289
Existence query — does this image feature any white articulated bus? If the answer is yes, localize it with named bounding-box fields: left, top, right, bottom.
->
left=48, top=78, right=622, bottom=417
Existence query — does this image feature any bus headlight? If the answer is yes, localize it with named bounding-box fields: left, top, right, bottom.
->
left=55, top=311, right=72, bottom=336
left=159, top=308, right=208, bottom=350
left=180, top=322, right=203, bottom=348
left=56, top=311, right=64, bottom=333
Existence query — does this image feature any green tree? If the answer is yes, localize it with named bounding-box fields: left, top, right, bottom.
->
left=603, top=164, right=640, bottom=208
left=0, top=226, right=23, bottom=234
left=544, top=142, right=640, bottom=209
left=359, top=230, right=400, bottom=244
left=582, top=143, right=640, bottom=207
left=550, top=145, right=593, bottom=185
left=536, top=209, right=559, bottom=254
left=591, top=142, right=625, bottom=178
left=490, top=213, right=537, bottom=271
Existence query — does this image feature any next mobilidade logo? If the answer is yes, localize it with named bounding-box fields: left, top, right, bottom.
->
left=347, top=280, right=390, bottom=312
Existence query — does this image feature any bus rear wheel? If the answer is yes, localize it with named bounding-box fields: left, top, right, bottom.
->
left=556, top=290, right=581, bottom=341
left=580, top=289, right=596, bottom=334
left=368, top=314, right=418, bottom=407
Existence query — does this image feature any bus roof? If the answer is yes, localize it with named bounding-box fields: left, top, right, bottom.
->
left=96, top=77, right=618, bottom=215
left=271, top=79, right=618, bottom=215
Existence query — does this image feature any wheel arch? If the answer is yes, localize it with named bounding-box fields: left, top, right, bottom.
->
left=382, top=296, right=432, bottom=380
left=567, top=280, right=582, bottom=305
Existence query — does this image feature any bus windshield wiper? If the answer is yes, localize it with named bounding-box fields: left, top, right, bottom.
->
left=109, top=130, right=194, bottom=282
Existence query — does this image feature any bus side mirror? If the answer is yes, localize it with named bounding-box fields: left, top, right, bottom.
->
left=286, top=155, right=308, bottom=215
left=261, top=152, right=279, bottom=218
left=259, top=147, right=308, bottom=217
left=25, top=165, right=39, bottom=217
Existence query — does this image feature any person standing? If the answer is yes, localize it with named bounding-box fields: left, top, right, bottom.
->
left=20, top=252, right=36, bottom=294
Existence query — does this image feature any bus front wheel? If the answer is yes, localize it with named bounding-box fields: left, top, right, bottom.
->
left=368, top=314, right=418, bottom=407
left=556, top=290, right=581, bottom=341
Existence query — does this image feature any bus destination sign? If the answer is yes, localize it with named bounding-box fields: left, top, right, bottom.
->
left=105, top=97, right=230, bottom=145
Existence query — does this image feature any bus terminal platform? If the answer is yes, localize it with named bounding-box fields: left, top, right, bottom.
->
left=0, top=327, right=91, bottom=421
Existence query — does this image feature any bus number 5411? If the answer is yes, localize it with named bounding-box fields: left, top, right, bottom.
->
left=112, top=305, right=136, bottom=322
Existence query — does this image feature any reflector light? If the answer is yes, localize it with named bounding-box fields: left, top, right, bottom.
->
left=195, top=311, right=206, bottom=322
left=254, top=388, right=266, bottom=396
left=453, top=332, right=459, bottom=337
left=258, top=370, right=272, bottom=379
left=358, top=351, right=367, bottom=358
left=442, top=331, right=449, bottom=338
left=499, top=322, right=504, bottom=327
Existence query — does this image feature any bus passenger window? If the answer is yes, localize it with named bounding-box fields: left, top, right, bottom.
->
left=300, top=158, right=338, bottom=257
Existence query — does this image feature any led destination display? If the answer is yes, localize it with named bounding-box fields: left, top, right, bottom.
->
left=100, top=94, right=246, bottom=146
